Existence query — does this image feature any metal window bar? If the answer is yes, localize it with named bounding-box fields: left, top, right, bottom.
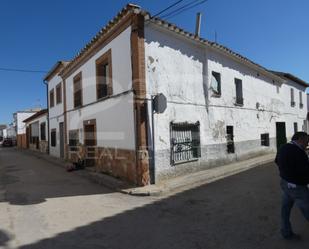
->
left=170, top=122, right=201, bottom=165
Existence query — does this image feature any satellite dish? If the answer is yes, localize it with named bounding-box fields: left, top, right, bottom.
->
left=153, top=93, right=167, bottom=114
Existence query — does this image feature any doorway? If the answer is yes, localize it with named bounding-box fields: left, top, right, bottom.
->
left=84, top=119, right=97, bottom=167
left=276, top=122, right=287, bottom=150
left=59, top=122, right=64, bottom=158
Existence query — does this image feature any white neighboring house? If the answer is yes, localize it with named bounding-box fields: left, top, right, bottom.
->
left=23, top=109, right=48, bottom=153
left=13, top=109, right=40, bottom=148
left=0, top=124, right=7, bottom=144
left=44, top=4, right=308, bottom=186
left=44, top=61, right=70, bottom=158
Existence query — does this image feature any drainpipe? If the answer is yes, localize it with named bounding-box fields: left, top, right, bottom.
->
left=43, top=80, right=50, bottom=154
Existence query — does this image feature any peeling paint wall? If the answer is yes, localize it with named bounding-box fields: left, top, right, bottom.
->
left=145, top=23, right=308, bottom=182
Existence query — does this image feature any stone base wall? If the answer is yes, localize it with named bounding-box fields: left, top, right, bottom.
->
left=155, top=138, right=276, bottom=182
left=39, top=141, right=48, bottom=153
left=96, top=147, right=136, bottom=184
left=28, top=140, right=48, bottom=154
left=68, top=145, right=137, bottom=185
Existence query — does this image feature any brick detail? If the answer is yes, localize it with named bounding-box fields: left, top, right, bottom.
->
left=131, top=14, right=150, bottom=186
left=17, top=134, right=27, bottom=149
left=96, top=147, right=136, bottom=184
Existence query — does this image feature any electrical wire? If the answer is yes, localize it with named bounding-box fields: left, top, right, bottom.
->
left=160, top=0, right=208, bottom=19
left=152, top=0, right=184, bottom=18
left=0, top=67, right=47, bottom=74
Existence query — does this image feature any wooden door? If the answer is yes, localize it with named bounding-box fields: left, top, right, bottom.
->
left=276, top=122, right=287, bottom=150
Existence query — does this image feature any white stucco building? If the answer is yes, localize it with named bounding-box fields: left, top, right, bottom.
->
left=23, top=109, right=48, bottom=153
left=44, top=4, right=308, bottom=185
left=44, top=61, right=69, bottom=158
left=13, top=109, right=41, bottom=148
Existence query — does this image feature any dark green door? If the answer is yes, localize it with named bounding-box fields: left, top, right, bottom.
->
left=276, top=122, right=287, bottom=150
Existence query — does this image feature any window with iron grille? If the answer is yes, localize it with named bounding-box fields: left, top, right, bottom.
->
left=170, top=122, right=201, bottom=165
left=226, top=126, right=235, bottom=153
left=261, top=133, right=269, bottom=146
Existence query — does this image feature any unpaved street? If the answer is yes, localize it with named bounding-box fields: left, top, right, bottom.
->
left=0, top=147, right=308, bottom=249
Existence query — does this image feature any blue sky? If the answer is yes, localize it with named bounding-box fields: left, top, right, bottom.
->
left=0, top=0, right=308, bottom=124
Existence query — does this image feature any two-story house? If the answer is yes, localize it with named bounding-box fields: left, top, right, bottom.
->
left=44, top=4, right=308, bottom=186
left=44, top=61, right=69, bottom=158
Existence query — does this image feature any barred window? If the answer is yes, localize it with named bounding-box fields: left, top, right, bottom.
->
left=170, top=122, right=201, bottom=165
left=261, top=133, right=269, bottom=147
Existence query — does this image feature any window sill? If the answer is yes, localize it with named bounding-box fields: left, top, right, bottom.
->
left=234, top=102, right=244, bottom=107
left=97, top=94, right=112, bottom=102
left=211, top=93, right=221, bottom=98
left=73, top=105, right=83, bottom=111
left=172, top=158, right=199, bottom=166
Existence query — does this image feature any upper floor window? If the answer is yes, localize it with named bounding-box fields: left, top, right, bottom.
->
left=56, top=83, right=62, bottom=104
left=299, top=91, right=303, bottom=108
left=96, top=49, right=113, bottom=100
left=234, top=78, right=243, bottom=106
left=49, top=89, right=55, bottom=108
left=210, top=71, right=221, bottom=96
left=290, top=88, right=295, bottom=107
left=73, top=72, right=83, bottom=108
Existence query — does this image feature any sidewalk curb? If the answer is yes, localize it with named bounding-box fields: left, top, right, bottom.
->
left=123, top=154, right=276, bottom=196
left=18, top=148, right=275, bottom=197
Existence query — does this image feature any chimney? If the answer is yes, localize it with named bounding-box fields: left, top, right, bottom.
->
left=195, top=12, right=202, bottom=37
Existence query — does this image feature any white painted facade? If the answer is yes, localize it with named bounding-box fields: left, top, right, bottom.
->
left=24, top=112, right=48, bottom=153
left=48, top=73, right=65, bottom=158
left=144, top=23, right=308, bottom=181
left=65, top=26, right=135, bottom=150
left=44, top=6, right=308, bottom=184
left=14, top=112, right=37, bottom=135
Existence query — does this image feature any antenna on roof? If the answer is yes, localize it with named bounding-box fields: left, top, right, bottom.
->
left=195, top=12, right=202, bottom=37
left=215, top=30, right=217, bottom=43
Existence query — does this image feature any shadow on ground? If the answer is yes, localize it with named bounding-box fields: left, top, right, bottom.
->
left=0, top=229, right=11, bottom=247
left=18, top=164, right=309, bottom=249
left=0, top=148, right=113, bottom=205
